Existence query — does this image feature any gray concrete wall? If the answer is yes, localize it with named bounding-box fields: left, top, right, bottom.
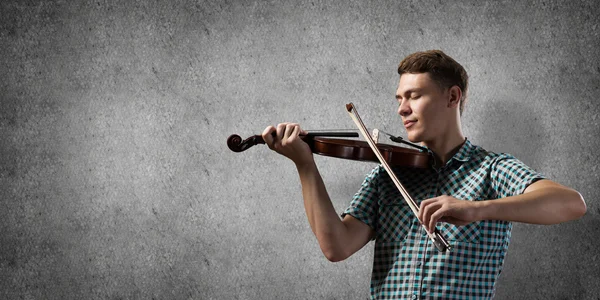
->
left=1, top=0, right=599, bottom=299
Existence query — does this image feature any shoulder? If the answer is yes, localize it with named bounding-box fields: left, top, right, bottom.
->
left=364, top=164, right=388, bottom=182
left=466, top=142, right=538, bottom=176
left=357, top=165, right=386, bottom=186
left=469, top=142, right=545, bottom=178
left=468, top=142, right=519, bottom=165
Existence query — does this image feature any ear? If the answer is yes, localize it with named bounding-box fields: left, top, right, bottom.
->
left=447, top=85, right=462, bottom=108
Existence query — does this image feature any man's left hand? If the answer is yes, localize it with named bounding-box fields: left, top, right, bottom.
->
left=418, top=195, right=482, bottom=233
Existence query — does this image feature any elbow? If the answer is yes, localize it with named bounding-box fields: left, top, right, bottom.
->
left=571, top=191, right=587, bottom=219
left=561, top=189, right=586, bottom=222
left=317, top=231, right=351, bottom=262
left=324, top=252, right=347, bottom=263
left=322, top=247, right=349, bottom=263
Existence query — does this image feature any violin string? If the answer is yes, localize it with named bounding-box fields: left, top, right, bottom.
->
left=307, top=128, right=405, bottom=136
left=307, top=128, right=402, bottom=135
left=306, top=129, right=358, bottom=132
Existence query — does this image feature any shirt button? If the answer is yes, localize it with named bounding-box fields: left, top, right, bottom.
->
left=412, top=295, right=417, bottom=300
left=416, top=261, right=422, bottom=266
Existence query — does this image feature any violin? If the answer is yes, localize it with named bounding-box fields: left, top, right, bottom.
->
left=227, top=131, right=431, bottom=169
left=227, top=102, right=450, bottom=252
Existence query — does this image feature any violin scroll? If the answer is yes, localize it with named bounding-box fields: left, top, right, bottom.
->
left=227, top=134, right=265, bottom=152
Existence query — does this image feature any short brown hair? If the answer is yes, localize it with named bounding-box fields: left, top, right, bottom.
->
left=397, top=50, right=469, bottom=115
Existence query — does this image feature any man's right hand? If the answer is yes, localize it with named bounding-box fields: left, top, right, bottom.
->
left=261, top=122, right=314, bottom=166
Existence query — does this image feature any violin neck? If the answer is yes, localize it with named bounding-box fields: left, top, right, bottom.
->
left=304, top=132, right=359, bottom=138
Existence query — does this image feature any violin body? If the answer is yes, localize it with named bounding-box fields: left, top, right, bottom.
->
left=307, top=138, right=429, bottom=168
left=227, top=134, right=430, bottom=169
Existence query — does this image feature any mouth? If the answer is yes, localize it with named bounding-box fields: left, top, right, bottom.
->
left=404, top=120, right=416, bottom=128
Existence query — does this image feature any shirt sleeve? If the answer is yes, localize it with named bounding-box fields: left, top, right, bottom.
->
left=340, top=166, right=381, bottom=231
left=490, top=154, right=546, bottom=198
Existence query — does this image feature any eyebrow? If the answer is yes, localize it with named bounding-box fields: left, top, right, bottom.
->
left=396, top=88, right=423, bottom=99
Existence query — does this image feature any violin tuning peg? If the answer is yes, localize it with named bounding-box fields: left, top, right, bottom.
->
left=371, top=129, right=379, bottom=143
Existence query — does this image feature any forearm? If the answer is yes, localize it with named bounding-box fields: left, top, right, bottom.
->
left=295, top=161, right=350, bottom=259
left=478, top=185, right=586, bottom=225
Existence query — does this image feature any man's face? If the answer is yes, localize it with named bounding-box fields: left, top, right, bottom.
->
left=396, top=73, right=451, bottom=143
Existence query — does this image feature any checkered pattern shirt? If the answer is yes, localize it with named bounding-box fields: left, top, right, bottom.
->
left=342, top=139, right=545, bottom=299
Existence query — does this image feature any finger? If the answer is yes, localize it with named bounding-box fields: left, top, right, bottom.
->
left=419, top=197, right=437, bottom=221
left=429, top=208, right=447, bottom=233
left=421, top=202, right=442, bottom=233
left=418, top=197, right=437, bottom=225
left=262, top=125, right=276, bottom=149
left=276, top=123, right=287, bottom=143
left=284, top=123, right=297, bottom=140
left=289, top=124, right=300, bottom=143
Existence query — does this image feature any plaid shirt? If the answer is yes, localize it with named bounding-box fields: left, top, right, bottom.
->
left=342, top=139, right=545, bottom=299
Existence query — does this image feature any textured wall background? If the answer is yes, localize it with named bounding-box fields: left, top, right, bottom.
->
left=1, top=0, right=599, bottom=299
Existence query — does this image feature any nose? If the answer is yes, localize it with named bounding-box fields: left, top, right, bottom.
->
left=398, top=99, right=411, bottom=116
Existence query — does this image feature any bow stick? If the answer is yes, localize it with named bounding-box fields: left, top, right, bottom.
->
left=346, top=102, right=451, bottom=252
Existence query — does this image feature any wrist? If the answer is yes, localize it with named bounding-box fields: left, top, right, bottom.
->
left=295, top=157, right=317, bottom=173
left=476, top=200, right=494, bottom=221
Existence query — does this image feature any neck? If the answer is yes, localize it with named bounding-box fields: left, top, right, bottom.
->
left=421, top=129, right=466, bottom=167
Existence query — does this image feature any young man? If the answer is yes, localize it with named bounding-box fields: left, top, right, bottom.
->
left=261, top=50, right=586, bottom=299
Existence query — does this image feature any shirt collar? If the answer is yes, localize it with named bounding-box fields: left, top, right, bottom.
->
left=451, top=138, right=474, bottom=162
left=425, top=138, right=474, bottom=168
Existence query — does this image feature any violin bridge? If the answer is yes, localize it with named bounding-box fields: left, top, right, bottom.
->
left=371, top=128, right=379, bottom=143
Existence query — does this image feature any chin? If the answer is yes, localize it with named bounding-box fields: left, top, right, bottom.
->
left=406, top=131, right=423, bottom=143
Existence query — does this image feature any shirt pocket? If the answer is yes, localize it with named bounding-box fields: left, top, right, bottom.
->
left=442, top=192, right=486, bottom=244
left=440, top=221, right=481, bottom=244
left=377, top=201, right=414, bottom=243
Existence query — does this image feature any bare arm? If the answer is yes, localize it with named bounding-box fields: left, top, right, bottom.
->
left=262, top=123, right=373, bottom=262
left=477, top=179, right=586, bottom=224
left=419, top=179, right=586, bottom=233
left=296, top=161, right=373, bottom=262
